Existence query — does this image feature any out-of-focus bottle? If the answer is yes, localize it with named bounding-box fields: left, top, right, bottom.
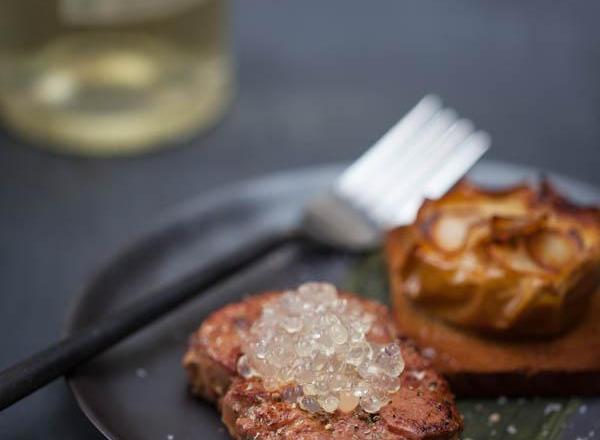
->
left=0, top=0, right=233, bottom=155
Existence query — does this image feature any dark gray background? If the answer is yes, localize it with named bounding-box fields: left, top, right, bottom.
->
left=1, top=0, right=599, bottom=438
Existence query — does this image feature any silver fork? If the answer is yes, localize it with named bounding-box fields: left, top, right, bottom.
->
left=303, top=94, right=490, bottom=250
left=0, top=95, right=489, bottom=410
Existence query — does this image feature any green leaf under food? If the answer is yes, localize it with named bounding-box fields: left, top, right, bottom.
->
left=344, top=252, right=391, bottom=306
left=343, top=252, right=586, bottom=440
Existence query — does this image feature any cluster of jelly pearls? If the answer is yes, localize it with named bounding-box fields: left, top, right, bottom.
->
left=237, top=283, right=405, bottom=414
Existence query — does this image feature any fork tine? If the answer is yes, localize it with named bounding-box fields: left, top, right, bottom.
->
left=369, top=117, right=474, bottom=219
left=423, top=131, right=491, bottom=199
left=352, top=108, right=460, bottom=211
left=337, top=95, right=441, bottom=197
left=335, top=94, right=490, bottom=229
left=384, top=130, right=491, bottom=226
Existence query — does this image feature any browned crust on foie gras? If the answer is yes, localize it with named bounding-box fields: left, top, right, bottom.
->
left=183, top=291, right=462, bottom=439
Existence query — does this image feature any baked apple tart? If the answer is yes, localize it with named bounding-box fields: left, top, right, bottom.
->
left=386, top=179, right=600, bottom=396
left=388, top=179, right=600, bottom=336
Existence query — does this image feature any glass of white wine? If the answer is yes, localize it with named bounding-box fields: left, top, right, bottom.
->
left=0, top=0, right=233, bottom=155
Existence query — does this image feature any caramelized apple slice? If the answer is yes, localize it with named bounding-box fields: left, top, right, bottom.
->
left=490, top=214, right=546, bottom=241
left=424, top=212, right=480, bottom=253
left=526, top=229, right=582, bottom=272
left=488, top=241, right=542, bottom=275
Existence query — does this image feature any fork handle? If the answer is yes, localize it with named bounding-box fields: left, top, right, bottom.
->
left=0, top=228, right=302, bottom=411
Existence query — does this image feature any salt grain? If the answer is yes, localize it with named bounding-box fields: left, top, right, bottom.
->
left=488, top=413, right=501, bottom=424
left=410, top=370, right=426, bottom=381
left=135, top=368, right=147, bottom=379
left=579, top=404, right=588, bottom=414
left=507, top=424, right=518, bottom=435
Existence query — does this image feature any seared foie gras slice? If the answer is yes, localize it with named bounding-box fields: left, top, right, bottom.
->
left=183, top=291, right=462, bottom=439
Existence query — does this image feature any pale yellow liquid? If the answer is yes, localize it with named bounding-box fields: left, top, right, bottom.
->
left=0, top=0, right=232, bottom=155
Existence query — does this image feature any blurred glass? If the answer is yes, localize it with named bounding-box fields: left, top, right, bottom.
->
left=0, top=0, right=233, bottom=155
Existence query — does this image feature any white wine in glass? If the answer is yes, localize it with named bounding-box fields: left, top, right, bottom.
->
left=0, top=0, right=233, bottom=155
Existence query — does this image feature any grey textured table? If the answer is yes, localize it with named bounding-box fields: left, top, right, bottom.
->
left=1, top=1, right=600, bottom=438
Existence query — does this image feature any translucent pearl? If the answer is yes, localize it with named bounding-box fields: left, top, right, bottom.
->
left=352, top=380, right=369, bottom=398
left=270, top=345, right=288, bottom=368
left=281, top=315, right=303, bottom=333
left=318, top=394, right=340, bottom=413
left=328, top=370, right=346, bottom=392
left=295, top=338, right=314, bottom=357
left=333, top=298, right=348, bottom=313
left=281, top=384, right=304, bottom=403
left=384, top=342, right=402, bottom=358
left=349, top=326, right=364, bottom=342
left=361, top=392, right=383, bottom=414
left=277, top=367, right=294, bottom=383
left=263, top=376, right=280, bottom=391
left=314, top=375, right=330, bottom=395
left=253, top=339, right=268, bottom=359
left=249, top=357, right=273, bottom=378
left=369, top=374, right=400, bottom=394
left=318, top=334, right=335, bottom=356
left=351, top=316, right=372, bottom=334
left=329, top=319, right=348, bottom=345
left=236, top=355, right=254, bottom=379
left=338, top=391, right=359, bottom=413
left=308, top=324, right=322, bottom=340
left=310, top=353, right=328, bottom=371
left=347, top=343, right=366, bottom=366
left=299, top=282, right=337, bottom=303
left=334, top=340, right=350, bottom=357
left=299, top=396, right=321, bottom=413
left=261, top=306, right=277, bottom=322
left=292, top=361, right=313, bottom=384
left=375, top=343, right=404, bottom=377
left=303, top=383, right=318, bottom=396
left=358, top=357, right=379, bottom=379
left=280, top=291, right=302, bottom=313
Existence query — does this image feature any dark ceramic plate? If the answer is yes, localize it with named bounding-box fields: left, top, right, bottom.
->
left=65, top=161, right=600, bottom=440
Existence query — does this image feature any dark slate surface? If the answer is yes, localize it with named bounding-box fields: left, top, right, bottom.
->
left=0, top=0, right=599, bottom=438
